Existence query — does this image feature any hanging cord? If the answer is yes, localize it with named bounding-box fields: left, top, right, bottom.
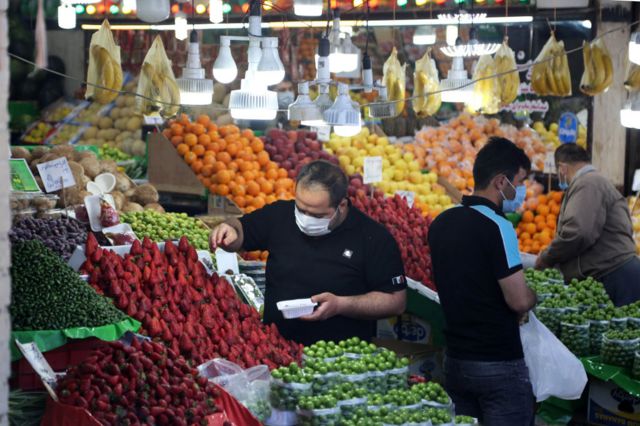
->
left=10, top=18, right=637, bottom=111
left=365, top=0, right=370, bottom=56
left=505, top=0, right=509, bottom=39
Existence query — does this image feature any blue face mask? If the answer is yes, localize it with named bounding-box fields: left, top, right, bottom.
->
left=558, top=173, right=569, bottom=191
left=502, top=181, right=527, bottom=213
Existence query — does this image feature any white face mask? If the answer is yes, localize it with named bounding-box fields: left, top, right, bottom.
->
left=295, top=205, right=338, bottom=236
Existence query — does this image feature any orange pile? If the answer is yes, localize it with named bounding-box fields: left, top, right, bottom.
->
left=164, top=114, right=295, bottom=214
left=516, top=191, right=563, bottom=254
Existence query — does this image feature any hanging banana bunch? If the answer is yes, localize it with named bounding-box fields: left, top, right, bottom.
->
left=531, top=33, right=572, bottom=97
left=86, top=20, right=123, bottom=105
left=467, top=55, right=501, bottom=115
left=413, top=49, right=442, bottom=117
left=625, top=63, right=640, bottom=91
left=383, top=47, right=407, bottom=117
left=580, top=39, right=613, bottom=96
left=494, top=40, right=520, bottom=106
left=136, top=36, right=181, bottom=117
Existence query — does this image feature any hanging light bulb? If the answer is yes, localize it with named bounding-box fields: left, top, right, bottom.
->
left=257, top=37, right=286, bottom=86
left=302, top=84, right=333, bottom=126
left=137, top=0, right=170, bottom=23
left=177, top=31, right=214, bottom=105
left=229, top=78, right=279, bottom=120
left=289, top=82, right=322, bottom=122
left=294, top=0, right=323, bottom=16
left=413, top=27, right=436, bottom=45
left=324, top=83, right=362, bottom=136
left=439, top=55, right=472, bottom=103
left=441, top=27, right=500, bottom=57
left=174, top=12, right=189, bottom=41
left=58, top=2, right=76, bottom=29
left=213, top=37, right=238, bottom=83
left=210, top=0, right=224, bottom=23
left=446, top=25, right=458, bottom=46
left=122, top=0, right=136, bottom=11
left=339, top=36, right=361, bottom=73
left=621, top=93, right=640, bottom=129
left=630, top=33, right=640, bottom=65
left=362, top=54, right=373, bottom=92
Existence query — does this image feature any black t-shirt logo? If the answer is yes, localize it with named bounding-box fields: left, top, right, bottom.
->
left=392, top=275, right=406, bottom=286
left=343, top=249, right=353, bottom=259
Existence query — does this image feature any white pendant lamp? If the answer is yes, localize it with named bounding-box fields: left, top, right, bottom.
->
left=441, top=28, right=499, bottom=57
left=212, top=38, right=238, bottom=84
left=175, top=12, right=189, bottom=41
left=177, top=32, right=213, bottom=105
left=210, top=0, right=224, bottom=24
left=257, top=37, right=286, bottom=86
left=289, top=82, right=322, bottom=122
left=368, top=85, right=396, bottom=119
left=630, top=33, right=640, bottom=65
left=294, top=0, right=323, bottom=16
left=137, top=0, right=170, bottom=23
left=229, top=78, right=279, bottom=120
left=414, top=26, right=436, bottom=46
left=339, top=36, right=361, bottom=73
left=324, top=83, right=362, bottom=136
left=57, top=2, right=76, bottom=29
left=621, top=93, right=640, bottom=129
left=439, top=56, right=472, bottom=103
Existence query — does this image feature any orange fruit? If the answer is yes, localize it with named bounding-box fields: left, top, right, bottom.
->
left=520, top=232, right=531, bottom=241
left=232, top=185, right=246, bottom=197
left=260, top=181, right=274, bottom=194
left=534, top=215, right=545, bottom=224
left=551, top=192, right=563, bottom=203
left=525, top=223, right=537, bottom=235
left=184, top=133, right=198, bottom=147
left=226, top=143, right=239, bottom=157
left=184, top=151, right=197, bottom=164
left=536, top=205, right=550, bottom=216
left=170, top=123, right=184, bottom=136
left=176, top=143, right=190, bottom=156
left=522, top=211, right=534, bottom=223
left=179, top=113, right=190, bottom=126
left=201, top=165, right=214, bottom=177
left=538, top=195, right=548, bottom=205
left=266, top=194, right=277, bottom=204
left=266, top=161, right=279, bottom=171
left=196, top=114, right=211, bottom=126
left=207, top=142, right=220, bottom=153
left=245, top=206, right=256, bottom=213
left=207, top=123, right=218, bottom=133
left=192, top=145, right=205, bottom=157
left=213, top=161, right=227, bottom=173
left=228, top=161, right=240, bottom=173
left=266, top=168, right=278, bottom=180
left=257, top=151, right=270, bottom=166
left=203, top=155, right=216, bottom=166
left=201, top=177, right=212, bottom=188
left=234, top=176, right=246, bottom=186
left=550, top=204, right=560, bottom=215
left=217, top=152, right=232, bottom=164
left=198, top=134, right=211, bottom=146
left=536, top=221, right=547, bottom=232
left=216, top=170, right=232, bottom=184
left=216, top=184, right=230, bottom=196
left=243, top=170, right=256, bottom=182
left=250, top=139, right=264, bottom=153
left=252, top=196, right=266, bottom=209
left=242, top=129, right=254, bottom=139
left=171, top=135, right=184, bottom=147
left=191, top=160, right=203, bottom=174
left=247, top=181, right=261, bottom=196
left=277, top=168, right=288, bottom=179
left=163, top=129, right=173, bottom=139
left=234, top=196, right=247, bottom=208
left=192, top=123, right=206, bottom=136
left=239, top=161, right=253, bottom=173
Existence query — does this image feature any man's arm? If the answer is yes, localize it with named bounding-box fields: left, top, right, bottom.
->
left=300, top=290, right=406, bottom=321
left=540, top=183, right=606, bottom=266
left=209, top=218, right=244, bottom=252
left=498, top=270, right=537, bottom=314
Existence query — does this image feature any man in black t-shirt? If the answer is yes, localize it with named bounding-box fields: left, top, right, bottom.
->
left=209, top=160, right=406, bottom=345
left=428, top=137, right=537, bottom=426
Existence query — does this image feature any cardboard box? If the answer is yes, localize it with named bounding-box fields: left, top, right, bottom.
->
left=148, top=132, right=206, bottom=197
left=377, top=314, right=432, bottom=344
left=588, top=379, right=640, bottom=426
left=373, top=338, right=444, bottom=382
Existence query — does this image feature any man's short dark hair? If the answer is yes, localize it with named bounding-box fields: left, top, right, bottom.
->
left=473, top=137, right=532, bottom=190
left=555, top=143, right=591, bottom=165
left=296, top=160, right=348, bottom=207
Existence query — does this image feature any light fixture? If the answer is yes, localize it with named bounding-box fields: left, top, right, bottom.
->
left=58, top=2, right=76, bottom=29
left=368, top=85, right=396, bottom=119
left=86, top=4, right=97, bottom=14
left=621, top=93, right=640, bottom=129
left=196, top=3, right=207, bottom=14
left=294, top=0, right=323, bottom=16
left=324, top=83, right=362, bottom=136
left=122, top=0, right=136, bottom=10
left=439, top=56, right=472, bottom=103
left=177, top=31, right=213, bottom=105
left=137, top=0, right=170, bottom=23
left=212, top=38, right=238, bottom=83
left=413, top=26, right=436, bottom=45
left=315, top=9, right=360, bottom=74
left=441, top=28, right=500, bottom=57
left=110, top=5, right=120, bottom=14
left=339, top=35, right=361, bottom=73
left=302, top=85, right=333, bottom=126
left=630, top=33, right=640, bottom=65
left=289, top=82, right=322, bottom=121
left=446, top=25, right=458, bottom=46
left=75, top=5, right=85, bottom=13
left=362, top=53, right=373, bottom=92
left=174, top=12, right=188, bottom=40
left=210, top=0, right=224, bottom=23
left=438, top=12, right=487, bottom=22
left=257, top=37, right=286, bottom=86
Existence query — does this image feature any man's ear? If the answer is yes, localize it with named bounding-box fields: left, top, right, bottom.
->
left=339, top=198, right=349, bottom=209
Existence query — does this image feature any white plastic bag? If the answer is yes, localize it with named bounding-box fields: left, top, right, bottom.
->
left=520, top=312, right=588, bottom=402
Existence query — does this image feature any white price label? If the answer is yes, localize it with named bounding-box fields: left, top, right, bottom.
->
left=543, top=152, right=557, bottom=175
left=215, top=248, right=240, bottom=275
left=144, top=115, right=164, bottom=126
left=395, top=190, right=415, bottom=208
left=36, top=157, right=76, bottom=193
left=312, top=125, right=331, bottom=142
left=15, top=340, right=59, bottom=399
left=363, top=156, right=383, bottom=184
left=633, top=169, right=640, bottom=192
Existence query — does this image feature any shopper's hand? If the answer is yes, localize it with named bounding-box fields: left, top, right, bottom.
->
left=209, top=223, right=238, bottom=251
left=534, top=255, right=548, bottom=270
left=300, top=293, right=344, bottom=321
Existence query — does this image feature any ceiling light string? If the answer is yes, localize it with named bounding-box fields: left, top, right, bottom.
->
left=9, top=19, right=639, bottom=113
left=504, top=0, right=509, bottom=39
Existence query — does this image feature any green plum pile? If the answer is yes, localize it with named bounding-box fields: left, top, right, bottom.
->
left=340, top=407, right=453, bottom=426
left=560, top=313, right=590, bottom=356
left=602, top=329, right=640, bottom=368
left=525, top=268, right=563, bottom=286
left=121, top=211, right=211, bottom=251
left=455, top=415, right=479, bottom=425
left=412, top=382, right=451, bottom=406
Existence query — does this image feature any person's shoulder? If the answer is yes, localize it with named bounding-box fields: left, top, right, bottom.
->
left=575, top=171, right=616, bottom=193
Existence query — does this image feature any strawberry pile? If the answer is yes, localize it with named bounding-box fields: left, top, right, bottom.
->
left=81, top=234, right=302, bottom=368
left=349, top=176, right=435, bottom=289
left=57, top=339, right=219, bottom=425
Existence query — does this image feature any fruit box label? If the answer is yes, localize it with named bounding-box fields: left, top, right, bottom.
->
left=363, top=156, right=383, bottom=184
left=377, top=314, right=431, bottom=344
left=36, top=157, right=76, bottom=193
left=588, top=380, right=640, bottom=426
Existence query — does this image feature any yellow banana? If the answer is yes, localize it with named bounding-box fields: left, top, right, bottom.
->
left=494, top=41, right=519, bottom=105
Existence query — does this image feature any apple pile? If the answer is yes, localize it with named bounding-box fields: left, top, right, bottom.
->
left=264, top=129, right=339, bottom=179
left=348, top=176, right=435, bottom=290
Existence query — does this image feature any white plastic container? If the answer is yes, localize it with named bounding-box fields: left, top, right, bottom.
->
left=277, top=299, right=317, bottom=319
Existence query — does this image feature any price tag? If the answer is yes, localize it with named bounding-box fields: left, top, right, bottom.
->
left=363, top=156, right=383, bottom=184
left=143, top=115, right=164, bottom=126
left=9, top=159, right=41, bottom=192
left=312, top=125, right=331, bottom=142
left=36, top=157, right=76, bottom=193
left=543, top=152, right=557, bottom=175
left=633, top=169, right=640, bottom=192
left=215, top=248, right=240, bottom=275
left=15, top=340, right=59, bottom=400
left=395, top=190, right=415, bottom=207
